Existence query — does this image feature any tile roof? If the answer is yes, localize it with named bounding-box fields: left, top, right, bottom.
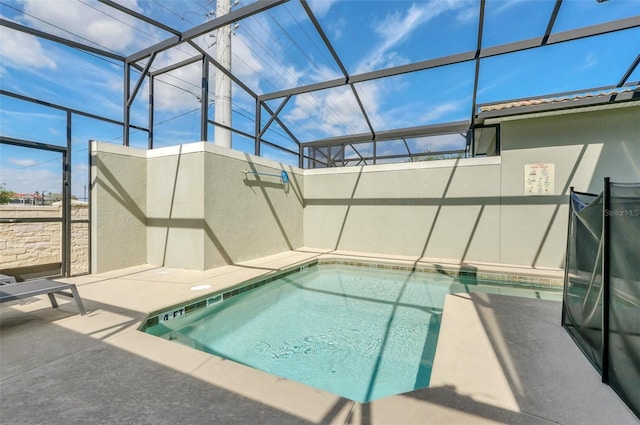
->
left=479, top=86, right=639, bottom=113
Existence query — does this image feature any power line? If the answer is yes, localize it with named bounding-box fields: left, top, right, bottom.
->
left=0, top=1, right=121, bottom=55
left=268, top=8, right=329, bottom=81
left=151, top=0, right=190, bottom=22
left=77, top=0, right=161, bottom=41
left=282, top=3, right=336, bottom=75
left=8, top=0, right=301, bottom=142
left=237, top=9, right=364, bottom=135
left=279, top=3, right=366, bottom=124
left=248, top=16, right=306, bottom=86
left=0, top=0, right=298, bottom=150
left=193, top=1, right=212, bottom=13
left=151, top=0, right=207, bottom=27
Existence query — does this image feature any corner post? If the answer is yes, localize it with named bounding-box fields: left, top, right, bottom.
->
left=602, top=177, right=611, bottom=383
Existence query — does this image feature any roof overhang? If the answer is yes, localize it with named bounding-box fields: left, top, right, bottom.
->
left=477, top=88, right=640, bottom=125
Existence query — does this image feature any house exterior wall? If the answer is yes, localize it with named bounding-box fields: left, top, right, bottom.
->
left=498, top=104, right=640, bottom=268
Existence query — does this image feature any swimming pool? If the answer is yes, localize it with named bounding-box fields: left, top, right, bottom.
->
left=143, top=262, right=561, bottom=402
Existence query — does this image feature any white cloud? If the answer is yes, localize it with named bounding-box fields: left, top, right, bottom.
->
left=4, top=0, right=239, bottom=121
left=144, top=18, right=308, bottom=114
left=147, top=55, right=203, bottom=113
left=354, top=78, right=396, bottom=125
left=1, top=166, right=61, bottom=194
left=307, top=0, right=339, bottom=18
left=11, top=45, right=126, bottom=118
left=491, top=0, right=526, bottom=16
left=1, top=2, right=157, bottom=119
left=19, top=0, right=155, bottom=53
left=255, top=0, right=473, bottom=143
left=152, top=75, right=201, bottom=113
left=9, top=158, right=38, bottom=167
left=230, top=33, right=267, bottom=90
left=281, top=71, right=466, bottom=142
left=455, top=5, right=479, bottom=23
left=121, top=44, right=203, bottom=116
left=418, top=102, right=463, bottom=123
left=1, top=0, right=472, bottom=151
left=356, top=0, right=467, bottom=74
left=230, top=18, right=305, bottom=94
left=373, top=4, right=428, bottom=45
left=283, top=87, right=370, bottom=141
left=0, top=26, right=57, bottom=71
left=328, top=16, right=346, bottom=40
left=574, top=51, right=598, bottom=73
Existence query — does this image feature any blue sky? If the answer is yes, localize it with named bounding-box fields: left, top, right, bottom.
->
left=1, top=0, right=639, bottom=198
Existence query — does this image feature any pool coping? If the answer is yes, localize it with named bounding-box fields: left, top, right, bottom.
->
left=315, top=257, right=563, bottom=287
left=140, top=256, right=564, bottom=332
left=141, top=261, right=310, bottom=330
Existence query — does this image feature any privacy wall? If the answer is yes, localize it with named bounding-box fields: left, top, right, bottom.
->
left=304, top=158, right=502, bottom=265
left=91, top=143, right=147, bottom=273
left=91, top=103, right=639, bottom=272
left=91, top=142, right=304, bottom=272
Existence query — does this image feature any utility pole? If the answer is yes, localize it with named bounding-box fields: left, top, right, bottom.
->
left=214, top=0, right=232, bottom=148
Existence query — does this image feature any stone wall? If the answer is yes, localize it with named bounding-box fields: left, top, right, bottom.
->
left=70, top=205, right=89, bottom=275
left=0, top=203, right=89, bottom=276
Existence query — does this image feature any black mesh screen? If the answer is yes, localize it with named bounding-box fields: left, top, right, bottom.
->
left=607, top=183, right=640, bottom=418
left=564, top=191, right=604, bottom=371
left=563, top=181, right=640, bottom=419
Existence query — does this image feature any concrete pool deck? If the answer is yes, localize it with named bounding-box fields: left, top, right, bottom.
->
left=1, top=249, right=637, bottom=424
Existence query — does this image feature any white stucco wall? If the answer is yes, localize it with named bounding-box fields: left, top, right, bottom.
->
left=304, top=103, right=640, bottom=269
left=146, top=143, right=304, bottom=270
left=91, top=143, right=147, bottom=273
left=92, top=142, right=304, bottom=272
left=498, top=103, right=640, bottom=268
left=91, top=102, right=639, bottom=272
left=202, top=146, right=304, bottom=269
left=146, top=145, right=206, bottom=270
left=304, top=158, right=502, bottom=264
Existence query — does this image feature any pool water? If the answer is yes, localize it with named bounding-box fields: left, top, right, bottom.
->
left=145, top=264, right=560, bottom=402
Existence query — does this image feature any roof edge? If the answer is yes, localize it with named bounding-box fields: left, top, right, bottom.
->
left=477, top=88, right=640, bottom=124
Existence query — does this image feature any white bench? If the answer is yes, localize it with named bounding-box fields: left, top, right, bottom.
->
left=0, top=279, right=86, bottom=315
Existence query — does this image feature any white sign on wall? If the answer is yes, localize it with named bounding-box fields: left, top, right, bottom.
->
left=524, top=163, right=555, bottom=196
